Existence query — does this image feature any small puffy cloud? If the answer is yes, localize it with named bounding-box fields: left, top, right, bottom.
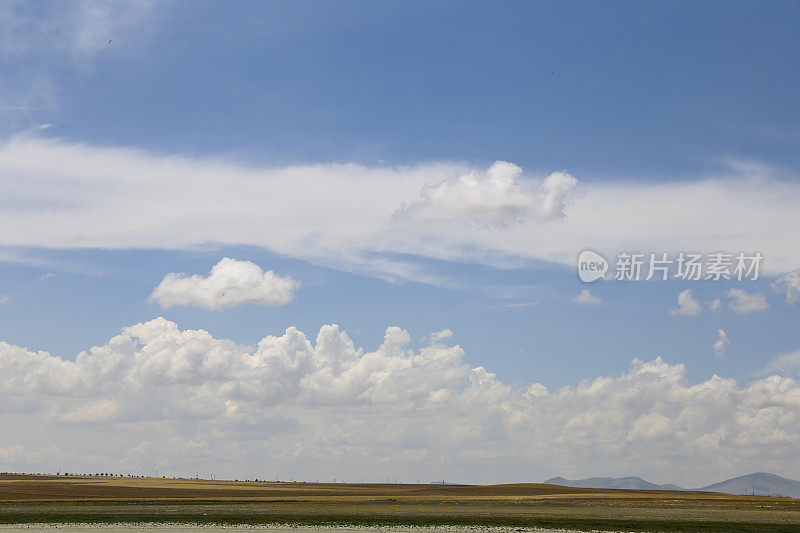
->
left=671, top=289, right=701, bottom=316
left=150, top=258, right=298, bottom=310
left=0, top=295, right=8, bottom=305
left=427, top=329, right=454, bottom=344
left=40, top=272, right=57, bottom=280
left=728, top=288, right=769, bottom=314
left=573, top=289, right=601, bottom=305
left=709, top=298, right=721, bottom=312
left=396, top=161, right=578, bottom=228
left=714, top=329, right=730, bottom=358
left=772, top=270, right=800, bottom=305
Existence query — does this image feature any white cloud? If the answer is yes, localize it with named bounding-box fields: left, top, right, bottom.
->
left=2, top=137, right=800, bottom=282
left=760, top=350, right=800, bottom=378
left=150, top=258, right=298, bottom=310
left=395, top=161, right=578, bottom=228
left=1, top=318, right=800, bottom=486
left=772, top=270, right=800, bottom=305
left=0, top=295, right=8, bottom=305
left=728, top=288, right=769, bottom=314
left=709, top=298, right=721, bottom=312
left=671, top=289, right=701, bottom=316
left=713, top=329, right=730, bottom=358
left=427, top=329, right=454, bottom=344
left=573, top=289, right=601, bottom=304
left=540, top=171, right=580, bottom=219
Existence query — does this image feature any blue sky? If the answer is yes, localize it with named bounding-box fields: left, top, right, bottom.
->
left=5, top=1, right=800, bottom=171
left=1, top=1, right=800, bottom=484
left=1, top=246, right=796, bottom=388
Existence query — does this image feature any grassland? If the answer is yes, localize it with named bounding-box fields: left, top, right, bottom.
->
left=1, top=474, right=798, bottom=532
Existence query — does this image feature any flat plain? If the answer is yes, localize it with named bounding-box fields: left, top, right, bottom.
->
left=1, top=474, right=798, bottom=532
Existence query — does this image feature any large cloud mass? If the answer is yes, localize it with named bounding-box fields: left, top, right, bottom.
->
left=1, top=318, right=799, bottom=486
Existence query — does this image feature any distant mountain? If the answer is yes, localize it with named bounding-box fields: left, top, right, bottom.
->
left=544, top=476, right=683, bottom=491
left=545, top=472, right=800, bottom=498
left=699, top=473, right=800, bottom=498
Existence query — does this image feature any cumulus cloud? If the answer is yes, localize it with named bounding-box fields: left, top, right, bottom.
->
left=709, top=298, right=721, bottom=312
left=772, top=270, right=800, bottom=305
left=0, top=294, right=8, bottom=305
left=572, top=289, right=601, bottom=304
left=150, top=258, right=298, bottom=310
left=395, top=161, right=578, bottom=228
left=3, top=137, right=800, bottom=282
left=540, top=171, right=579, bottom=219
left=1, top=319, right=800, bottom=486
left=427, top=329, right=454, bottom=344
left=728, top=288, right=769, bottom=314
left=671, top=289, right=701, bottom=316
left=713, top=329, right=730, bottom=358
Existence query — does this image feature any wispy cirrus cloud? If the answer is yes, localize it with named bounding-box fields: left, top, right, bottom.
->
left=772, top=270, right=800, bottom=305
left=0, top=0, right=156, bottom=59
left=713, top=329, right=730, bottom=358
left=760, top=349, right=800, bottom=377
left=0, top=1, right=158, bottom=113
left=2, top=137, right=800, bottom=284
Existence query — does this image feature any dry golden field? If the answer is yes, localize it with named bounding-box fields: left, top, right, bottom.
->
left=0, top=474, right=798, bottom=531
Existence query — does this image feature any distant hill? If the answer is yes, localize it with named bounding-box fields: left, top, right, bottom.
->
left=544, top=476, right=683, bottom=491
left=699, top=473, right=800, bottom=498
left=545, top=473, right=800, bottom=498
